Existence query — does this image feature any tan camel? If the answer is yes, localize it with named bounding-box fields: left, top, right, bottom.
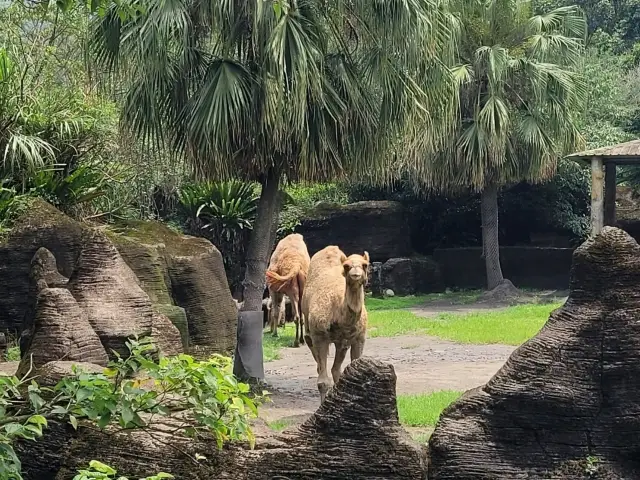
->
left=265, top=233, right=310, bottom=347
left=301, top=245, right=369, bottom=402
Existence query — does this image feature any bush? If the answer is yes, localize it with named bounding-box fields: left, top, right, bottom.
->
left=0, top=337, right=263, bottom=479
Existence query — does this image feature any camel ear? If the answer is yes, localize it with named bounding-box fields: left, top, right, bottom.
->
left=363, top=251, right=370, bottom=262
left=339, top=253, right=348, bottom=263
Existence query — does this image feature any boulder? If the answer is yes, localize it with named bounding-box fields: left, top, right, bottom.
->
left=67, top=231, right=156, bottom=359
left=0, top=203, right=234, bottom=357
left=297, top=200, right=412, bottom=262
left=168, top=246, right=237, bottom=354
left=153, top=304, right=189, bottom=349
left=0, top=199, right=88, bottom=332
left=16, top=288, right=108, bottom=378
left=381, top=256, right=444, bottom=295
left=428, top=227, right=640, bottom=479
left=109, top=221, right=237, bottom=355
left=20, top=247, right=70, bottom=356
left=36, top=360, right=106, bottom=387
left=151, top=312, right=183, bottom=358
left=18, top=358, right=425, bottom=480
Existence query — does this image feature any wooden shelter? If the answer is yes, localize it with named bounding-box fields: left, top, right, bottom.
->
left=567, top=139, right=640, bottom=236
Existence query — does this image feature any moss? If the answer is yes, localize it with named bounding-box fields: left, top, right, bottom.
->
left=106, top=219, right=209, bottom=257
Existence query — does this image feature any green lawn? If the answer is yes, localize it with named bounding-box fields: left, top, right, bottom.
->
left=365, top=290, right=481, bottom=312
left=263, top=329, right=296, bottom=362
left=367, top=302, right=562, bottom=345
left=397, top=391, right=462, bottom=426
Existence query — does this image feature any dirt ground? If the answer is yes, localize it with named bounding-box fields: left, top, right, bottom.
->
left=259, top=296, right=570, bottom=434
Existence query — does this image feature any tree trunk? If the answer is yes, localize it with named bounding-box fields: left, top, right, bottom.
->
left=240, top=168, right=281, bottom=312
left=480, top=184, right=504, bottom=290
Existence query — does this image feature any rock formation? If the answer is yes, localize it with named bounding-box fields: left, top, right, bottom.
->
left=428, top=227, right=640, bottom=479
left=67, top=232, right=155, bottom=359
left=16, top=288, right=109, bottom=378
left=381, top=256, right=444, bottom=295
left=0, top=201, right=236, bottom=357
left=109, top=220, right=237, bottom=355
left=18, top=358, right=424, bottom=480
left=298, top=200, right=412, bottom=261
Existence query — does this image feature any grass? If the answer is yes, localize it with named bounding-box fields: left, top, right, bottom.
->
left=4, top=346, right=20, bottom=362
left=397, top=391, right=462, bottom=426
left=268, top=419, right=295, bottom=431
left=365, top=290, right=481, bottom=312
left=367, top=302, right=562, bottom=345
left=263, top=328, right=296, bottom=362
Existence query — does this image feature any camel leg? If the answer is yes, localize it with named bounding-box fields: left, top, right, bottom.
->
left=315, top=339, right=332, bottom=403
left=331, top=344, right=349, bottom=386
left=350, top=336, right=365, bottom=362
left=269, top=291, right=283, bottom=337
left=289, top=295, right=302, bottom=348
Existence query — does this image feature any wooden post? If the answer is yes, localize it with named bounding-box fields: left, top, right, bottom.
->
left=604, top=162, right=617, bottom=227
left=591, top=156, right=604, bottom=236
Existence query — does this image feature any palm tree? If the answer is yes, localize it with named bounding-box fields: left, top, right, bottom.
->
left=403, top=0, right=587, bottom=290
left=90, top=0, right=459, bottom=311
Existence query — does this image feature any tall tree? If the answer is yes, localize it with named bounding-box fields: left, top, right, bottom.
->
left=90, top=0, right=459, bottom=311
left=403, top=0, right=587, bottom=290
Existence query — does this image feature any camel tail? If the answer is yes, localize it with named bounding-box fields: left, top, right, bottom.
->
left=265, top=267, right=298, bottom=292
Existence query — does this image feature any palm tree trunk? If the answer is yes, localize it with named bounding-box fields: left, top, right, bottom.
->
left=480, top=183, right=504, bottom=290
left=240, top=167, right=281, bottom=312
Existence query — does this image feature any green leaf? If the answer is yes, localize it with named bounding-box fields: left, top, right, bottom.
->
left=97, top=412, right=112, bottom=429
left=28, top=415, right=48, bottom=427
left=69, top=415, right=78, bottom=430
left=121, top=405, right=134, bottom=425
left=88, top=460, right=117, bottom=475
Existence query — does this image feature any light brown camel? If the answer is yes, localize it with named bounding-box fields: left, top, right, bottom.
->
left=301, top=245, right=369, bottom=402
left=265, top=233, right=310, bottom=347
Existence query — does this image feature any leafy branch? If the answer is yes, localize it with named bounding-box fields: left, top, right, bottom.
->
left=0, top=337, right=266, bottom=480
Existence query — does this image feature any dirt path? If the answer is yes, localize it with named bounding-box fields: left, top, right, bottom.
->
left=261, top=333, right=516, bottom=427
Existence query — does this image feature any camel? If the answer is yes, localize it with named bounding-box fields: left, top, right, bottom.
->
left=301, top=245, right=369, bottom=402
left=265, top=233, right=310, bottom=347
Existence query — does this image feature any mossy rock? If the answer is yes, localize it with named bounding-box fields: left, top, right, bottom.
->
left=107, top=232, right=173, bottom=305
left=153, top=304, right=189, bottom=349
left=108, top=219, right=237, bottom=354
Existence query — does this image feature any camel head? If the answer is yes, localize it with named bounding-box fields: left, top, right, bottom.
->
left=341, top=251, right=370, bottom=288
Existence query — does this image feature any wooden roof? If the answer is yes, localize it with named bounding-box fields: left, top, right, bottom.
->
left=567, top=139, right=640, bottom=165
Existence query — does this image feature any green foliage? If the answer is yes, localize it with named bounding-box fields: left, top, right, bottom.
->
left=404, top=0, right=587, bottom=192
left=91, top=0, right=459, bottom=186
left=195, top=181, right=259, bottom=238
left=277, top=183, right=349, bottom=237
left=0, top=337, right=263, bottom=479
left=74, top=460, right=172, bottom=480
left=533, top=0, right=640, bottom=50
left=3, top=347, right=20, bottom=363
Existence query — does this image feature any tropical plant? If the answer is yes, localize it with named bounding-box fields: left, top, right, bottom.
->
left=90, top=0, right=460, bottom=322
left=401, top=0, right=587, bottom=289
left=74, top=461, right=172, bottom=480
left=0, top=337, right=262, bottom=479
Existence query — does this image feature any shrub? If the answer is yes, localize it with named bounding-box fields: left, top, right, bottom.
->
left=0, top=337, right=263, bottom=480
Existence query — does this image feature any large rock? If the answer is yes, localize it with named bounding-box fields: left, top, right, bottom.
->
left=428, top=227, right=640, bottom=479
left=20, top=247, right=70, bottom=355
left=16, top=288, right=109, bottom=377
left=297, top=200, right=412, bottom=261
left=18, top=358, right=425, bottom=480
left=381, top=256, right=444, bottom=295
left=0, top=201, right=233, bottom=357
left=67, top=231, right=156, bottom=359
left=109, top=221, right=237, bottom=355
left=0, top=199, right=88, bottom=332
